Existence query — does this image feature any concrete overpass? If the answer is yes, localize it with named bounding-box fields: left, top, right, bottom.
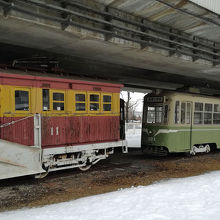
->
left=1, top=0, right=220, bottom=93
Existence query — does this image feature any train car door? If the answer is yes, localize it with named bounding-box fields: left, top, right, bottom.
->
left=186, top=102, right=193, bottom=151
left=181, top=101, right=192, bottom=151
left=120, top=99, right=125, bottom=140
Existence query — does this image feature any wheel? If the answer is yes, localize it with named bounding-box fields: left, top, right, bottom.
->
left=78, top=164, right=92, bottom=171
left=77, top=152, right=92, bottom=171
left=205, top=144, right=211, bottom=153
left=190, top=146, right=197, bottom=156
left=34, top=171, right=49, bottom=179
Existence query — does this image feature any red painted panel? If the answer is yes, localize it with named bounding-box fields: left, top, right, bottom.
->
left=0, top=117, right=34, bottom=146
left=0, top=116, right=120, bottom=147
left=41, top=116, right=120, bottom=148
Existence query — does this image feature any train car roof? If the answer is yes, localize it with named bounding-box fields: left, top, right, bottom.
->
left=0, top=68, right=123, bottom=92
left=145, top=90, right=220, bottom=101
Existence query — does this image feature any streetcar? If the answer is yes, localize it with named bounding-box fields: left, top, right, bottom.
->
left=0, top=69, right=127, bottom=180
left=141, top=91, right=220, bottom=156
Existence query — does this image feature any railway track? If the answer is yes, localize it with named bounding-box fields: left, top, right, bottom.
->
left=1, top=150, right=220, bottom=212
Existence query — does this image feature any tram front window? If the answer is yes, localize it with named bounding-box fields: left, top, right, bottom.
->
left=146, top=105, right=167, bottom=124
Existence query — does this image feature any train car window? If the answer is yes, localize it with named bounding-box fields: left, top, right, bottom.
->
left=174, top=101, right=180, bottom=124
left=89, top=94, right=99, bottom=111
left=76, top=94, right=85, bottom=101
left=181, top=102, right=186, bottom=124
left=204, top=103, right=212, bottom=124
left=15, top=90, right=29, bottom=111
left=53, top=93, right=64, bottom=101
left=194, top=102, right=203, bottom=124
left=43, top=89, right=50, bottom=111
left=53, top=92, right=64, bottom=111
left=186, top=103, right=191, bottom=124
left=103, top=95, right=112, bottom=111
left=53, top=102, right=64, bottom=111
left=213, top=104, right=220, bottom=124
left=103, top=95, right=111, bottom=102
left=75, top=94, right=86, bottom=111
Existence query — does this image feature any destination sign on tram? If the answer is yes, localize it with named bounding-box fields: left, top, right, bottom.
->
left=146, top=96, right=164, bottom=103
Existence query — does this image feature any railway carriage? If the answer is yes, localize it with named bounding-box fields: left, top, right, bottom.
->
left=0, top=70, right=127, bottom=180
left=141, top=91, right=220, bottom=156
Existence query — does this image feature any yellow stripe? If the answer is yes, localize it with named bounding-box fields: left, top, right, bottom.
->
left=0, top=85, right=120, bottom=117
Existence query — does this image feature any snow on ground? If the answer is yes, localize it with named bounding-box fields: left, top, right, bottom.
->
left=126, top=123, right=141, bottom=148
left=1, top=171, right=220, bottom=220
left=126, top=134, right=141, bottom=148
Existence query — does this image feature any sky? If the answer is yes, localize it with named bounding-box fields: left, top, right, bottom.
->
left=120, top=91, right=146, bottom=112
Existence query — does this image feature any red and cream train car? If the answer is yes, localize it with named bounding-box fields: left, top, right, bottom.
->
left=0, top=70, right=127, bottom=179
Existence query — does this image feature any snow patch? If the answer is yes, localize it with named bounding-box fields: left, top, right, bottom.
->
left=1, top=171, right=220, bottom=220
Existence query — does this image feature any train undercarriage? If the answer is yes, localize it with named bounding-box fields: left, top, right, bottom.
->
left=0, top=114, right=127, bottom=180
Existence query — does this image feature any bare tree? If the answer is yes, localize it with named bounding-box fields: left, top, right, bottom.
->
left=121, top=91, right=140, bottom=122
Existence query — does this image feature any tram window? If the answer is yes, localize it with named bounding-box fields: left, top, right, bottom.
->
left=53, top=92, right=64, bottom=111
left=213, top=113, right=220, bottom=124
left=204, top=103, right=212, bottom=124
left=204, top=113, right=212, bottom=124
left=43, top=89, right=50, bottom=111
left=147, top=107, right=155, bottom=123
left=214, top=104, right=220, bottom=112
left=214, top=104, right=220, bottom=124
left=195, top=102, right=203, bottom=111
left=15, top=90, right=29, bottom=111
left=103, top=95, right=112, bottom=111
left=155, top=107, right=162, bottom=123
left=205, top=103, right=212, bottom=112
left=181, top=102, right=186, bottom=124
left=194, top=112, right=203, bottom=124
left=75, top=94, right=86, bottom=111
left=186, top=103, right=191, bottom=124
left=175, top=101, right=180, bottom=124
left=194, top=102, right=203, bottom=124
left=147, top=106, right=163, bottom=123
left=89, top=94, right=99, bottom=111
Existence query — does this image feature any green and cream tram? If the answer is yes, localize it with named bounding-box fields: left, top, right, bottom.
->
left=141, top=91, right=220, bottom=156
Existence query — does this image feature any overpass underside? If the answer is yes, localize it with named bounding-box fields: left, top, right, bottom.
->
left=1, top=0, right=220, bottom=93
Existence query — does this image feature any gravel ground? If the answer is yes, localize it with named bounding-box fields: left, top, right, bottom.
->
left=1, top=149, right=220, bottom=212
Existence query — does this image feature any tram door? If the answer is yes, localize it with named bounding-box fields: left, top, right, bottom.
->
left=181, top=102, right=192, bottom=150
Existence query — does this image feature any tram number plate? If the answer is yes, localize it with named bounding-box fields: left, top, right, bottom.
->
left=146, top=96, right=164, bottom=103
